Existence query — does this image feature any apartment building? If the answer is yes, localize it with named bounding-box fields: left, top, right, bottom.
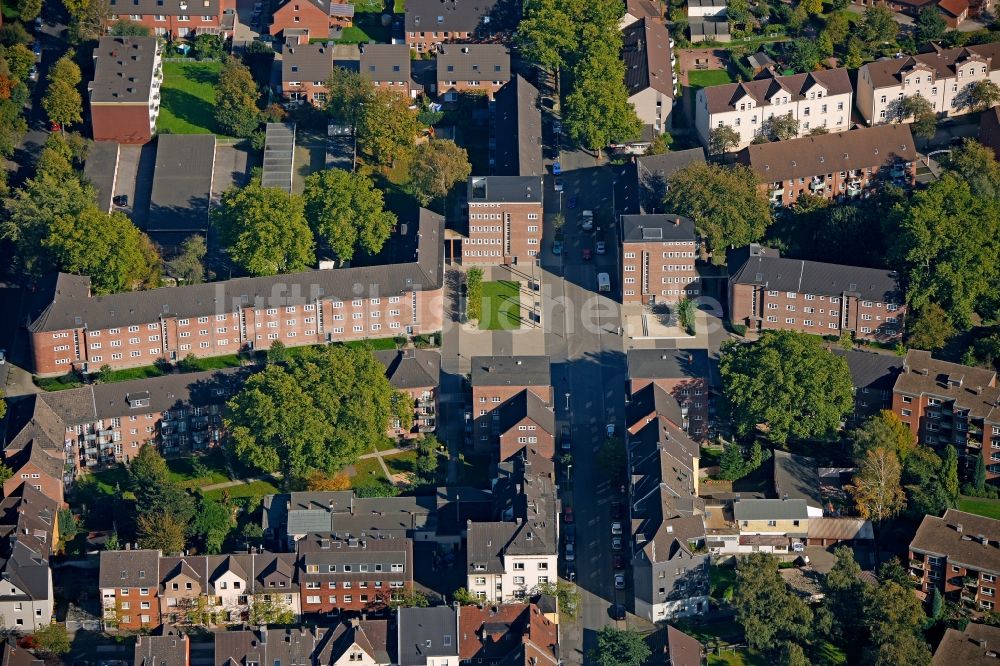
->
left=892, top=350, right=1000, bottom=483
left=630, top=148, right=706, bottom=214
left=909, top=509, right=999, bottom=611
left=695, top=68, right=853, bottom=149
left=622, top=18, right=675, bottom=134
left=297, top=534, right=413, bottom=615
left=134, top=630, right=190, bottom=666
left=214, top=622, right=391, bottom=666
left=375, top=348, right=440, bottom=439
left=491, top=75, right=543, bottom=177
left=398, top=606, right=460, bottom=666
left=494, top=390, right=556, bottom=463
left=89, top=36, right=163, bottom=144
left=100, top=549, right=162, bottom=632
left=466, top=450, right=560, bottom=603
left=626, top=348, right=715, bottom=439
left=360, top=44, right=413, bottom=98
left=470, top=356, right=552, bottom=455
left=26, top=209, right=444, bottom=376
left=2, top=441, right=65, bottom=505
left=932, top=622, right=1000, bottom=664
left=282, top=44, right=335, bottom=104
left=463, top=176, right=543, bottom=266
left=270, top=0, right=353, bottom=42
left=457, top=602, right=559, bottom=664
left=856, top=42, right=1000, bottom=126
left=404, top=0, right=510, bottom=52
left=832, top=348, right=903, bottom=425
left=737, top=124, right=917, bottom=207
left=727, top=244, right=906, bottom=343
left=107, top=0, right=236, bottom=38
left=620, top=214, right=698, bottom=304
left=436, top=45, right=510, bottom=100
left=0, top=485, right=58, bottom=633
left=620, top=0, right=662, bottom=28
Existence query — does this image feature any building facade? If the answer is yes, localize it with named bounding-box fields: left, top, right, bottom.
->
left=89, top=36, right=163, bottom=145
left=622, top=18, right=674, bottom=134
left=375, top=349, right=440, bottom=439
left=463, top=177, right=544, bottom=266
left=436, top=45, right=510, bottom=100
left=107, top=0, right=236, bottom=38
left=627, top=348, right=715, bottom=440
left=620, top=214, right=698, bottom=304
left=360, top=44, right=413, bottom=98
left=909, top=509, right=999, bottom=611
left=270, top=0, right=353, bottom=42
left=470, top=356, right=552, bottom=455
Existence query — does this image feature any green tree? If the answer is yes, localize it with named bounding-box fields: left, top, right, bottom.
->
left=413, top=434, right=440, bottom=484
left=4, top=43, right=37, bottom=82
left=515, top=0, right=576, bottom=76
left=225, top=346, right=407, bottom=484
left=0, top=461, right=10, bottom=484
left=734, top=553, right=813, bottom=653
left=822, top=11, right=851, bottom=48
left=136, top=511, right=187, bottom=554
left=763, top=113, right=801, bottom=141
left=646, top=132, right=673, bottom=155
left=941, top=444, right=959, bottom=503
left=193, top=33, right=223, bottom=60
left=407, top=140, right=471, bottom=206
left=452, top=587, right=480, bottom=605
left=959, top=79, right=1000, bottom=112
left=915, top=6, right=946, bottom=43
left=266, top=340, right=289, bottom=364
left=596, top=437, right=626, bottom=483
left=128, top=446, right=195, bottom=525
left=166, top=234, right=207, bottom=284
left=780, top=642, right=809, bottom=666
left=325, top=66, right=374, bottom=129
left=848, top=446, right=905, bottom=523
left=590, top=626, right=651, bottom=666
left=708, top=125, right=741, bottom=156
left=851, top=410, right=915, bottom=463
left=105, top=532, right=121, bottom=550
left=536, top=580, right=581, bottom=618
left=664, top=162, right=771, bottom=265
left=719, top=443, right=748, bottom=481
left=823, top=547, right=867, bottom=647
left=891, top=95, right=936, bottom=140
left=719, top=331, right=854, bottom=443
left=64, top=0, right=112, bottom=41
left=32, top=623, right=70, bottom=655
left=864, top=580, right=931, bottom=665
left=906, top=303, right=955, bottom=350
left=788, top=38, right=822, bottom=73
left=974, top=453, right=987, bottom=493
left=42, top=54, right=83, bottom=129
left=564, top=38, right=642, bottom=155
left=946, top=138, right=1000, bottom=199
left=215, top=182, right=315, bottom=276
left=930, top=587, right=943, bottom=620
left=860, top=5, right=899, bottom=51
left=109, top=19, right=150, bottom=35
left=891, top=174, right=1000, bottom=330
left=214, top=59, right=260, bottom=138
left=58, top=508, right=81, bottom=543
left=303, top=169, right=396, bottom=263
left=357, top=89, right=419, bottom=168
left=18, top=0, right=43, bottom=20
left=191, top=496, right=235, bottom=554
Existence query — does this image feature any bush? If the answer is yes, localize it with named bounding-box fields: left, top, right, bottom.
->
left=466, top=268, right=483, bottom=321
left=677, top=298, right=696, bottom=335
left=732, top=323, right=748, bottom=336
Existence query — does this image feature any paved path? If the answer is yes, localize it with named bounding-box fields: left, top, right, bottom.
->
left=200, top=475, right=276, bottom=491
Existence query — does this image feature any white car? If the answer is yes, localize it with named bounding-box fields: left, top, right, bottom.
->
left=554, top=178, right=564, bottom=192
left=595, top=241, right=606, bottom=255
left=606, top=423, right=615, bottom=438
left=0, top=349, right=6, bottom=365
left=614, top=573, right=625, bottom=589
left=611, top=521, right=622, bottom=535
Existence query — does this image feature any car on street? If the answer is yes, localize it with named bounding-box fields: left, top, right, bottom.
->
left=49, top=121, right=61, bottom=132
left=565, top=523, right=576, bottom=544
left=553, top=178, right=563, bottom=192
left=610, top=603, right=626, bottom=620
left=614, top=573, right=625, bottom=589
left=610, top=501, right=623, bottom=520
left=567, top=196, right=578, bottom=210
left=580, top=210, right=594, bottom=231
left=566, top=563, right=577, bottom=581
left=611, top=521, right=622, bottom=535
left=28, top=66, right=38, bottom=82
left=0, top=350, right=6, bottom=365
left=552, top=240, right=562, bottom=256
left=34, top=16, right=43, bottom=29
left=613, top=554, right=624, bottom=569
left=561, top=425, right=571, bottom=451
left=563, top=506, right=574, bottom=524
left=553, top=121, right=562, bottom=134
left=565, top=543, right=575, bottom=561
left=611, top=536, right=622, bottom=551
left=595, top=241, right=606, bottom=255
left=32, top=42, right=42, bottom=60
left=552, top=161, right=561, bottom=175
left=606, top=423, right=616, bottom=437
left=582, top=248, right=592, bottom=261
left=113, top=195, right=129, bottom=207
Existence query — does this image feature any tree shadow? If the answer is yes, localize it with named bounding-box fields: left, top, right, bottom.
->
left=159, top=87, right=219, bottom=134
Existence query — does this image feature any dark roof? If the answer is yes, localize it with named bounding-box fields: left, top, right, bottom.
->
left=932, top=623, right=1000, bottom=665
left=0, top=486, right=59, bottom=555
left=621, top=214, right=695, bottom=243
left=666, top=625, right=704, bottom=666
left=360, top=43, right=410, bottom=83
left=622, top=18, right=673, bottom=97
left=2, top=394, right=68, bottom=456
left=894, top=350, right=1000, bottom=421
left=627, top=383, right=685, bottom=431
left=434, top=486, right=494, bottom=537
left=0, top=642, right=43, bottom=666
left=627, top=348, right=713, bottom=383
left=148, top=134, right=216, bottom=237
left=737, top=125, right=916, bottom=183
left=0, top=541, right=50, bottom=602
left=3, top=440, right=64, bottom=482
left=625, top=0, right=661, bottom=20
left=861, top=42, right=1000, bottom=89
left=99, top=549, right=162, bottom=588
left=214, top=625, right=387, bottom=666
left=108, top=0, right=221, bottom=16
left=277, top=491, right=436, bottom=537
left=27, top=208, right=444, bottom=333
left=470, top=356, right=551, bottom=387
left=374, top=348, right=440, bottom=390
left=689, top=19, right=729, bottom=38
left=980, top=106, right=1000, bottom=160
left=633, top=148, right=706, bottom=213
left=733, top=498, right=808, bottom=521
left=728, top=244, right=902, bottom=303
left=492, top=75, right=543, bottom=177
left=468, top=176, right=543, bottom=203
left=747, top=52, right=776, bottom=69
left=495, top=390, right=555, bottom=436
left=283, top=44, right=335, bottom=84
left=701, top=68, right=851, bottom=115
left=397, top=606, right=459, bottom=665
left=831, top=348, right=902, bottom=391
left=911, top=509, right=1000, bottom=573
left=772, top=450, right=822, bottom=508
left=438, top=44, right=510, bottom=83
left=89, top=36, right=159, bottom=104
left=404, top=0, right=510, bottom=34
left=83, top=141, right=120, bottom=213
left=262, top=122, right=295, bottom=193
left=134, top=630, right=188, bottom=666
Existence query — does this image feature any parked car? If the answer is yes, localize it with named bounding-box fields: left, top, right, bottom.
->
left=613, top=554, right=624, bottom=569
left=0, top=349, right=6, bottom=365
left=113, top=194, right=129, bottom=207
left=580, top=210, right=594, bottom=231
left=610, top=603, right=626, bottom=620
left=565, top=543, right=575, bottom=561
left=32, top=42, right=41, bottom=60
left=561, top=425, right=571, bottom=451
left=595, top=241, right=606, bottom=255
left=49, top=121, right=61, bottom=132
left=563, top=506, right=574, bottom=524
left=28, top=66, right=38, bottom=82
left=611, top=521, right=622, bottom=535
left=567, top=195, right=578, bottom=210
left=606, top=423, right=616, bottom=438
left=565, top=523, right=576, bottom=544
left=552, top=161, right=561, bottom=175
left=611, top=536, right=622, bottom=551
left=614, top=573, right=625, bottom=589
left=582, top=248, right=592, bottom=261
left=34, top=16, right=43, bottom=29
left=610, top=501, right=623, bottom=520
left=566, top=563, right=577, bottom=581
left=552, top=240, right=563, bottom=256
left=554, top=178, right=564, bottom=192
left=553, top=120, right=562, bottom=134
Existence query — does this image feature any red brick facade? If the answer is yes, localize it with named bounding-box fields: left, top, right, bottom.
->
left=297, top=536, right=413, bottom=614
left=270, top=0, right=352, bottom=41
left=629, top=376, right=711, bottom=439
left=90, top=103, right=156, bottom=145
left=621, top=239, right=699, bottom=304
left=498, top=415, right=555, bottom=462
left=463, top=177, right=544, bottom=266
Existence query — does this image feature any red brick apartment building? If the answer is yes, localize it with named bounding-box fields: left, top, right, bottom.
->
left=281, top=43, right=340, bottom=104
left=892, top=350, right=1000, bottom=483
left=727, top=244, right=906, bottom=343
left=436, top=44, right=510, bottom=100
left=107, top=0, right=236, bottom=38
left=463, top=176, right=543, bottom=265
left=620, top=214, right=698, bottom=305
left=100, top=550, right=162, bottom=632
left=405, top=0, right=509, bottom=53
left=909, top=509, right=999, bottom=611
left=736, top=124, right=917, bottom=207
left=626, top=348, right=715, bottom=439
left=470, top=356, right=552, bottom=455
left=297, top=534, right=413, bottom=614
left=495, top=390, right=555, bottom=463
left=26, top=209, right=444, bottom=376
left=360, top=44, right=413, bottom=98
left=89, top=36, right=163, bottom=145
left=374, top=348, right=440, bottom=440
left=270, top=0, right=354, bottom=42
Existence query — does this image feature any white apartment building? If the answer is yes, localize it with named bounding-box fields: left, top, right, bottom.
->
left=696, top=69, right=853, bottom=149
left=466, top=546, right=559, bottom=604
left=856, top=43, right=1000, bottom=125
left=623, top=18, right=676, bottom=134
left=0, top=543, right=53, bottom=632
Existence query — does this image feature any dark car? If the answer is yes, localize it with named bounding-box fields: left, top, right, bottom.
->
left=561, top=425, right=571, bottom=451
left=567, top=196, right=578, bottom=209
left=563, top=506, right=574, bottom=524
left=582, top=248, right=592, bottom=261
left=113, top=194, right=129, bottom=207
left=613, top=554, right=624, bottom=569
left=610, top=604, right=626, bottom=620
left=610, top=501, right=623, bottom=520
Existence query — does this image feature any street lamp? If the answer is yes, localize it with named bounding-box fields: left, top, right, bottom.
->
left=564, top=392, right=570, bottom=410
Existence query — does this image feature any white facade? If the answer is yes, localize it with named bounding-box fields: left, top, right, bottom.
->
left=332, top=642, right=387, bottom=666
left=467, top=554, right=559, bottom=603
left=630, top=86, right=673, bottom=134
left=0, top=574, right=53, bottom=631
left=687, top=0, right=727, bottom=18
left=147, top=43, right=163, bottom=135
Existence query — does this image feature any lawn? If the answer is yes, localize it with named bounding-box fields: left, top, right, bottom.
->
left=34, top=373, right=84, bottom=392
left=349, top=457, right=391, bottom=490
left=710, top=562, right=737, bottom=602
left=372, top=437, right=398, bottom=452
left=98, top=364, right=167, bottom=382
left=688, top=69, right=734, bottom=89
left=158, top=61, right=225, bottom=135
left=203, top=479, right=279, bottom=501
left=384, top=449, right=418, bottom=476
left=480, top=280, right=521, bottom=330
left=335, top=8, right=390, bottom=44
left=181, top=354, right=242, bottom=371
left=340, top=337, right=400, bottom=351
left=166, top=449, right=231, bottom=489
left=958, top=495, right=1000, bottom=520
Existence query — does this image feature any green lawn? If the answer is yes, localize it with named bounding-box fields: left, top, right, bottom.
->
left=480, top=280, right=521, bottom=330
left=166, top=449, right=231, bottom=489
left=181, top=354, right=242, bottom=371
left=158, top=61, right=225, bottom=135
left=335, top=10, right=390, bottom=44
left=688, top=69, right=734, bottom=89
left=710, top=562, right=737, bottom=602
left=372, top=437, right=398, bottom=452
left=958, top=495, right=1000, bottom=520
left=384, top=449, right=418, bottom=476
left=98, top=365, right=167, bottom=382
left=340, top=337, right=399, bottom=351
left=34, top=374, right=84, bottom=392
left=349, top=457, right=390, bottom=489
left=203, top=479, right=279, bottom=501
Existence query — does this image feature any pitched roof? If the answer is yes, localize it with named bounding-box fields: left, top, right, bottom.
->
left=134, top=630, right=189, bottom=666
left=910, top=509, right=1000, bottom=573
left=89, top=37, right=159, bottom=104
left=728, top=244, right=903, bottom=303
left=374, top=348, right=440, bottom=390
left=666, top=625, right=704, bottom=666
left=701, top=68, right=852, bottom=115
left=470, top=356, right=551, bottom=387
left=621, top=214, right=695, bottom=243
left=625, top=0, right=662, bottom=20
left=832, top=348, right=903, bottom=391
left=633, top=148, right=706, bottom=214
left=622, top=18, right=674, bottom=97
left=398, top=606, right=459, bottom=665
left=773, top=450, right=822, bottom=508
left=492, top=75, right=543, bottom=177
left=0, top=541, right=51, bottom=602
left=108, top=0, right=221, bottom=15
left=0, top=642, right=43, bottom=666
left=99, top=549, right=161, bottom=588
left=83, top=141, right=120, bottom=214
left=807, top=517, right=873, bottom=541
left=689, top=18, right=729, bottom=38
left=283, top=44, right=335, bottom=84
left=626, top=383, right=685, bottom=432
left=2, top=394, right=68, bottom=457
left=458, top=603, right=558, bottom=664
left=0, top=486, right=59, bottom=555
left=404, top=0, right=511, bottom=34
left=438, top=44, right=510, bottom=83
left=933, top=623, right=1000, bottom=665
left=938, top=0, right=969, bottom=17
left=360, top=43, right=410, bottom=83
left=495, top=390, right=555, bottom=436
left=148, top=134, right=216, bottom=236
left=733, top=498, right=808, bottom=521
left=861, top=42, right=1000, bottom=89
left=3, top=439, right=64, bottom=482
left=893, top=350, right=1000, bottom=421
left=27, top=208, right=443, bottom=333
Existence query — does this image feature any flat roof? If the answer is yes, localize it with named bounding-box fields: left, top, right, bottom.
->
left=83, top=141, right=120, bottom=213
left=262, top=123, right=295, bottom=193
left=148, top=134, right=216, bottom=234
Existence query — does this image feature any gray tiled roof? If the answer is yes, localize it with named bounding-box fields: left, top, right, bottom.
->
left=627, top=349, right=712, bottom=383
left=27, top=208, right=443, bottom=333
left=89, top=37, right=158, bottom=104
left=862, top=42, right=1000, bottom=89
left=626, top=383, right=684, bottom=431
left=832, top=348, right=902, bottom=392
left=438, top=44, right=510, bottom=83
left=0, top=541, right=50, bottom=603
left=728, top=244, right=902, bottom=303
left=893, top=350, right=1000, bottom=421
left=470, top=356, right=550, bottom=387
left=622, top=18, right=673, bottom=97
left=404, top=0, right=509, bottom=34
left=83, top=141, right=120, bottom=214
left=108, top=0, right=221, bottom=16
left=492, top=75, right=543, bottom=177
left=148, top=134, right=216, bottom=235
left=468, top=176, right=543, bottom=203
left=283, top=44, right=335, bottom=84
left=733, top=498, right=808, bottom=521
left=772, top=450, right=822, bottom=509
left=702, top=68, right=851, bottom=115
left=99, top=549, right=161, bottom=588
left=397, top=606, right=459, bottom=666
left=134, top=631, right=188, bottom=666
left=374, top=348, right=440, bottom=390
left=495, top=390, right=555, bottom=437
left=932, top=623, right=1000, bottom=665
left=910, top=509, right=1000, bottom=573
left=621, top=214, right=695, bottom=243
left=360, top=43, right=410, bottom=83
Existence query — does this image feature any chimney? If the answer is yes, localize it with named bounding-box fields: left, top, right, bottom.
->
left=956, top=523, right=963, bottom=533
left=674, top=217, right=681, bottom=226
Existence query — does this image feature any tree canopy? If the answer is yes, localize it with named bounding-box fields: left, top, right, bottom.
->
left=851, top=410, right=915, bottom=463
left=407, top=139, right=471, bottom=206
left=589, top=626, right=651, bottom=666
left=719, top=331, right=854, bottom=443
left=734, top=553, right=813, bottom=653
left=214, top=58, right=260, bottom=138
left=357, top=90, right=419, bottom=168
left=849, top=446, right=905, bottom=523
left=303, top=169, right=396, bottom=263
left=42, top=53, right=83, bottom=129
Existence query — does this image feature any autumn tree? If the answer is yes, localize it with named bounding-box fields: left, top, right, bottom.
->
left=407, top=139, right=471, bottom=206
left=303, top=169, right=396, bottom=263
left=958, top=79, right=1000, bottom=112
left=890, top=95, right=936, bottom=140
left=136, top=511, right=187, bottom=554
left=851, top=410, right=915, bottom=463
left=708, top=125, right=740, bottom=156
left=859, top=4, right=899, bottom=53
left=357, top=90, right=419, bottom=168
left=848, top=446, right=905, bottom=523
left=822, top=547, right=867, bottom=649
left=214, top=58, right=260, bottom=137
left=31, top=623, right=70, bottom=655
left=214, top=182, right=315, bottom=276
left=42, top=53, right=83, bottom=129
left=906, top=303, right=956, bottom=351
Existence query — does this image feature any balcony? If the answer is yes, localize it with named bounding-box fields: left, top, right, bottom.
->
left=809, top=179, right=826, bottom=192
